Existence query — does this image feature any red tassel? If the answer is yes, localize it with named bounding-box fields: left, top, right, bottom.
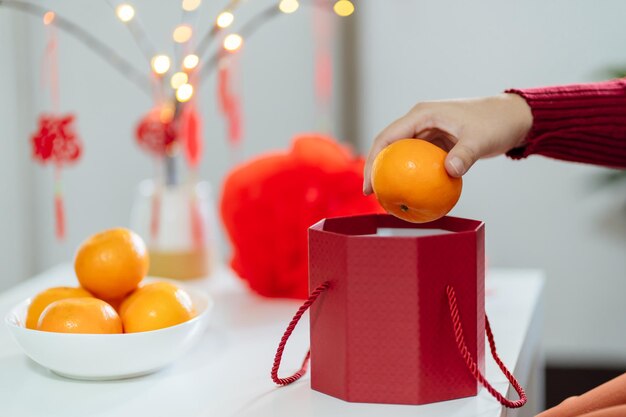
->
left=150, top=190, right=161, bottom=240
left=55, top=194, right=65, bottom=240
left=315, top=50, right=332, bottom=105
left=218, top=63, right=230, bottom=115
left=217, top=55, right=243, bottom=146
left=312, top=1, right=334, bottom=129
left=228, top=97, right=242, bottom=145
left=190, top=195, right=204, bottom=249
left=181, top=105, right=203, bottom=168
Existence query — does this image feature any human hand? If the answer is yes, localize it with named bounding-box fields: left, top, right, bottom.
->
left=362, top=93, right=533, bottom=195
left=535, top=373, right=626, bottom=417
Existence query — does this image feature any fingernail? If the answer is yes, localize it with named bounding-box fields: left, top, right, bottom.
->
left=448, top=157, right=464, bottom=176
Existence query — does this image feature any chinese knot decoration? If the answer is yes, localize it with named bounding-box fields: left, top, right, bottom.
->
left=31, top=113, right=83, bottom=239
left=32, top=114, right=82, bottom=164
left=135, top=109, right=177, bottom=157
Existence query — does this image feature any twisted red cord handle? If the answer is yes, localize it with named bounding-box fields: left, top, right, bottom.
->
left=446, top=285, right=527, bottom=408
left=271, top=281, right=527, bottom=409
left=271, top=281, right=330, bottom=385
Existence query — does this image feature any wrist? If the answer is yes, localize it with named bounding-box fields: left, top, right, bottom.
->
left=502, top=93, right=533, bottom=148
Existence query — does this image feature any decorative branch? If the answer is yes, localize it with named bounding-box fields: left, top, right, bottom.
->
left=0, top=0, right=152, bottom=95
left=105, top=0, right=157, bottom=65
left=197, top=2, right=331, bottom=86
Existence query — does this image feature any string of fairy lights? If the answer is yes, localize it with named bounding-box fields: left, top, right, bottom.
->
left=112, top=0, right=356, bottom=103
left=0, top=0, right=355, bottom=100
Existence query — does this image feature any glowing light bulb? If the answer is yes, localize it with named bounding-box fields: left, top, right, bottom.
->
left=170, top=72, right=189, bottom=89
left=279, top=0, right=299, bottom=14
left=43, top=11, right=55, bottom=25
left=173, top=24, right=193, bottom=43
left=176, top=83, right=194, bottom=102
left=333, top=0, right=354, bottom=17
left=115, top=4, right=135, bottom=22
left=223, top=34, right=243, bottom=52
left=183, top=54, right=199, bottom=70
left=151, top=55, right=171, bottom=75
left=216, top=11, right=234, bottom=28
left=182, top=0, right=201, bottom=12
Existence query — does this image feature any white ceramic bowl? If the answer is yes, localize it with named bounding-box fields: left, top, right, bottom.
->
left=4, top=285, right=213, bottom=380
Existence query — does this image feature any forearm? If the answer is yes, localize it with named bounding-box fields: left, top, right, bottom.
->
left=506, top=79, right=626, bottom=168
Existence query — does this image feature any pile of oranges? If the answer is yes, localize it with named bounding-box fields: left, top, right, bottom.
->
left=26, top=228, right=196, bottom=334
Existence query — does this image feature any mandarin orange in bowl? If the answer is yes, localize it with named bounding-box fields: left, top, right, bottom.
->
left=75, top=227, right=149, bottom=299
left=371, top=139, right=462, bottom=223
left=5, top=279, right=212, bottom=380
left=25, top=286, right=93, bottom=330
left=36, top=298, right=122, bottom=334
left=120, top=282, right=196, bottom=333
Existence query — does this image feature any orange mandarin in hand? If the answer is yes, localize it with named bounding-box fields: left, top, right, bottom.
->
left=371, top=139, right=462, bottom=223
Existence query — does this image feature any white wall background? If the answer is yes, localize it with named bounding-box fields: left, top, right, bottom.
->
left=355, top=1, right=626, bottom=366
left=1, top=1, right=625, bottom=367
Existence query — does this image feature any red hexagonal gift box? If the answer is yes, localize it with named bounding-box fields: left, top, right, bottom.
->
left=272, top=214, right=526, bottom=409
left=307, top=214, right=485, bottom=405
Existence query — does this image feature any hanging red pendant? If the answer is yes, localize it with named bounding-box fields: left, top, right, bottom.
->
left=189, top=194, right=204, bottom=249
left=135, top=108, right=177, bottom=157
left=150, top=189, right=161, bottom=240
left=31, top=115, right=82, bottom=240
left=54, top=192, right=65, bottom=240
left=32, top=16, right=82, bottom=240
left=180, top=104, right=203, bottom=169
left=217, top=54, right=243, bottom=147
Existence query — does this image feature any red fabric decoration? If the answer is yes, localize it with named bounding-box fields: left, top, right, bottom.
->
left=135, top=108, right=177, bottom=157
left=220, top=134, right=383, bottom=299
left=32, top=114, right=82, bottom=165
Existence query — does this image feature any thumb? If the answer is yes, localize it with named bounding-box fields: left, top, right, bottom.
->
left=445, top=142, right=480, bottom=177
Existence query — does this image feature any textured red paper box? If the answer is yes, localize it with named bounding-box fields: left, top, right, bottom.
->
left=308, top=214, right=485, bottom=405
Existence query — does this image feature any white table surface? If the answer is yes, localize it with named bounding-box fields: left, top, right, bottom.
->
left=0, top=264, right=544, bottom=417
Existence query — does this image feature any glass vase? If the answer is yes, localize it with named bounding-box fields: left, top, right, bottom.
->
left=130, top=179, right=218, bottom=280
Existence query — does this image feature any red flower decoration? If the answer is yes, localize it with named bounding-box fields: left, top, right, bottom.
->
left=220, top=134, right=384, bottom=299
left=135, top=108, right=177, bottom=156
left=31, top=114, right=82, bottom=165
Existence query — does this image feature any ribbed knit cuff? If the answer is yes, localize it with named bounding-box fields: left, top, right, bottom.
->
left=505, top=79, right=626, bottom=168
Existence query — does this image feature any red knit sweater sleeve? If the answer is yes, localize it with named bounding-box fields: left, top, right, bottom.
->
left=505, top=79, right=626, bottom=168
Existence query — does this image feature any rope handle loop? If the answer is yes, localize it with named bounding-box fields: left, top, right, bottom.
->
left=446, top=285, right=527, bottom=408
left=271, top=281, right=330, bottom=385
left=271, top=281, right=528, bottom=410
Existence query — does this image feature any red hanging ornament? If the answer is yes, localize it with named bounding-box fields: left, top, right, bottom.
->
left=135, top=107, right=177, bottom=242
left=32, top=114, right=82, bottom=165
left=180, top=104, right=203, bottom=168
left=135, top=108, right=177, bottom=157
left=312, top=0, right=335, bottom=130
left=180, top=104, right=206, bottom=248
left=31, top=114, right=82, bottom=239
left=217, top=56, right=243, bottom=147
